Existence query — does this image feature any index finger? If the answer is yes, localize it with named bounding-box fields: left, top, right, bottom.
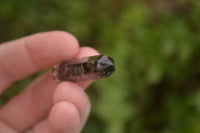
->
left=0, top=31, right=79, bottom=92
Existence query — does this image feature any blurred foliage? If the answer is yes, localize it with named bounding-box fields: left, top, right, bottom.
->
left=0, top=0, right=200, bottom=133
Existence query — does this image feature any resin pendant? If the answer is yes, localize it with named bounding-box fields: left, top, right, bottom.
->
left=52, top=55, right=115, bottom=82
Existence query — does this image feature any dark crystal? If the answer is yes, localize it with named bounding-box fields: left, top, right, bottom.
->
left=96, top=55, right=115, bottom=77
left=52, top=55, right=115, bottom=82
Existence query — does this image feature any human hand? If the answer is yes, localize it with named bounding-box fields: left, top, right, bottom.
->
left=0, top=31, right=99, bottom=133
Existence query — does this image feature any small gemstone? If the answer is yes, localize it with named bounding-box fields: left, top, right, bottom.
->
left=96, top=55, right=115, bottom=77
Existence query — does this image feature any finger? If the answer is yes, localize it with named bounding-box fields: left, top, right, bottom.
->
left=33, top=120, right=49, bottom=133
left=53, top=82, right=91, bottom=130
left=0, top=121, right=16, bottom=133
left=0, top=47, right=98, bottom=132
left=34, top=81, right=91, bottom=133
left=33, top=103, right=83, bottom=133
left=0, top=73, right=56, bottom=132
left=49, top=102, right=81, bottom=133
left=0, top=31, right=79, bottom=92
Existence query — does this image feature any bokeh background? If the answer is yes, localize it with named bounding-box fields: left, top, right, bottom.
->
left=0, top=0, right=200, bottom=133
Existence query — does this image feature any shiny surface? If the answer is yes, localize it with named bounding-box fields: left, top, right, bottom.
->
left=52, top=55, right=115, bottom=82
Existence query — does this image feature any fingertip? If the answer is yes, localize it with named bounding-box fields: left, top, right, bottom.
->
left=25, top=30, right=80, bottom=68
left=76, top=46, right=100, bottom=58
left=77, top=80, right=94, bottom=89
left=33, top=120, right=49, bottom=133
left=53, top=82, right=82, bottom=103
left=47, top=31, right=80, bottom=59
left=49, top=101, right=81, bottom=133
left=53, top=81, right=91, bottom=121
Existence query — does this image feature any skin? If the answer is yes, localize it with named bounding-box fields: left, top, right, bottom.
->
left=0, top=31, right=99, bottom=133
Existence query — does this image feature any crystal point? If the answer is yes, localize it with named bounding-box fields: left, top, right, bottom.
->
left=96, top=55, right=115, bottom=77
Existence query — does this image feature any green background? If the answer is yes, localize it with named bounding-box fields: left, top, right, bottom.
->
left=0, top=0, right=200, bottom=133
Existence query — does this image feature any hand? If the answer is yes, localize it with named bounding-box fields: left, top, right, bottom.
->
left=0, top=31, right=99, bottom=133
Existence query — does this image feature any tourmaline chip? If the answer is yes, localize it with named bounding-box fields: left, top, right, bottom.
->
left=52, top=55, right=115, bottom=82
